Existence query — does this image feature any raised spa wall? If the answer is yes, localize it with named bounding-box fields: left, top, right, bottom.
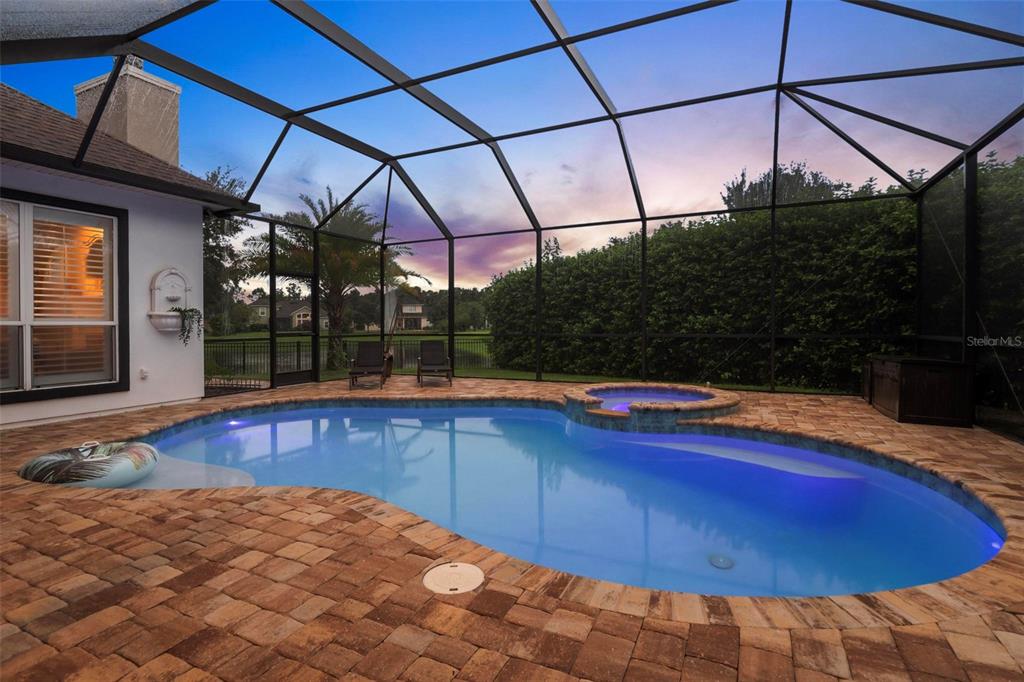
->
left=562, top=383, right=743, bottom=432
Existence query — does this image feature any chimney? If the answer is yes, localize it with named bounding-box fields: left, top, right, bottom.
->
left=74, top=55, right=181, bottom=166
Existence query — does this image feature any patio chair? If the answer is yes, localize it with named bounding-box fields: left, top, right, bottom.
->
left=349, top=341, right=385, bottom=389
left=417, top=340, right=452, bottom=386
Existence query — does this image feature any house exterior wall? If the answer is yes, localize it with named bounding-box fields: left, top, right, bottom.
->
left=401, top=315, right=425, bottom=331
left=0, top=162, right=204, bottom=426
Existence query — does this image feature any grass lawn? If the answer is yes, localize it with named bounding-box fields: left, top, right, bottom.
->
left=206, top=331, right=272, bottom=340
left=713, top=382, right=850, bottom=395
left=450, top=368, right=637, bottom=382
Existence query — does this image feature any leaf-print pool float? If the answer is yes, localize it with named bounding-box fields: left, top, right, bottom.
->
left=18, top=441, right=159, bottom=488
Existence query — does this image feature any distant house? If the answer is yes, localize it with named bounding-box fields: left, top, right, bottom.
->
left=385, top=289, right=430, bottom=332
left=247, top=289, right=430, bottom=332
left=248, top=297, right=328, bottom=331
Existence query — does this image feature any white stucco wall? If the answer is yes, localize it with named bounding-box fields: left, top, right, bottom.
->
left=0, top=161, right=205, bottom=426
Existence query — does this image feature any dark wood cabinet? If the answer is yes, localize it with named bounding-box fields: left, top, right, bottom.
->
left=864, top=356, right=973, bottom=427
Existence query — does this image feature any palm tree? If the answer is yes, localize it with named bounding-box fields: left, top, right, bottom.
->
left=242, top=187, right=417, bottom=370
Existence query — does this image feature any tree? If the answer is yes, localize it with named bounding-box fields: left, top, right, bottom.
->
left=422, top=287, right=489, bottom=332
left=721, top=161, right=894, bottom=210
left=202, top=167, right=250, bottom=336
left=348, top=290, right=379, bottom=330
left=485, top=165, right=918, bottom=389
left=241, top=186, right=415, bottom=369
left=542, top=236, right=562, bottom=261
left=455, top=301, right=486, bottom=331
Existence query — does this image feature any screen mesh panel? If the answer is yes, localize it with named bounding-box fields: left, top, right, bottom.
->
left=919, top=166, right=965, bottom=345
left=3, top=0, right=1020, bottom=400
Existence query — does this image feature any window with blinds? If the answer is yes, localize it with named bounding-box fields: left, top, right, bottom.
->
left=31, top=326, right=113, bottom=387
left=0, top=197, right=117, bottom=394
left=0, top=327, right=20, bottom=391
left=1, top=200, right=18, bottom=322
left=1, top=200, right=20, bottom=390
left=32, top=207, right=112, bottom=320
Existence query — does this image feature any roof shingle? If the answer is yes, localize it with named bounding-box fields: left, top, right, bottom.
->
left=0, top=83, right=257, bottom=211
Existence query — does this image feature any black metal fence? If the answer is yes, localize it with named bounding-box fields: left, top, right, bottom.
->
left=387, top=336, right=496, bottom=373
left=205, top=338, right=271, bottom=379
left=204, top=334, right=499, bottom=394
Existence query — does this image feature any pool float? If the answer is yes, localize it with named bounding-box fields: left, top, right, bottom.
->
left=18, top=441, right=159, bottom=488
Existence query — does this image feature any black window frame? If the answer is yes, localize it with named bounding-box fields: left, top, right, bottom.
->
left=0, top=187, right=130, bottom=405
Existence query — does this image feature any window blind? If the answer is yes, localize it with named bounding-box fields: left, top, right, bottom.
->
left=0, top=327, right=19, bottom=390
left=1, top=200, right=18, bottom=321
left=31, top=326, right=113, bottom=387
left=32, top=207, right=112, bottom=320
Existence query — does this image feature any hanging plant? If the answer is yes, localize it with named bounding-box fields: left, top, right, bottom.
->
left=170, top=306, right=203, bottom=346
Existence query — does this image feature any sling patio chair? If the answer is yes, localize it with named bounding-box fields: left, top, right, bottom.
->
left=417, top=340, right=452, bottom=386
left=349, top=341, right=385, bottom=389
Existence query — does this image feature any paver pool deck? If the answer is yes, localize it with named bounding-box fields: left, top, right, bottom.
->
left=1, top=376, right=1023, bottom=681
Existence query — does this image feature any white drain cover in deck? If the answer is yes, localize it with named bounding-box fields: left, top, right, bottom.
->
left=423, top=562, right=484, bottom=594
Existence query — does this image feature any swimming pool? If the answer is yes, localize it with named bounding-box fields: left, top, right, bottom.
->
left=142, top=403, right=1002, bottom=597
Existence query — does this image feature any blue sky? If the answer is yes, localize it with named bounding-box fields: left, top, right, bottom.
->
left=1, top=0, right=1021, bottom=288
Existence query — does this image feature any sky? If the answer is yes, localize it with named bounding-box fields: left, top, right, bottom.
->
left=1, top=0, right=1022, bottom=289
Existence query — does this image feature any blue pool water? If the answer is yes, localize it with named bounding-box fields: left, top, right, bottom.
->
left=144, top=405, right=1002, bottom=596
left=591, top=388, right=708, bottom=412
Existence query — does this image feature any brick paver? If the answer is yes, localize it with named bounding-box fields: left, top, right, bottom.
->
left=2, top=376, right=1023, bottom=680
